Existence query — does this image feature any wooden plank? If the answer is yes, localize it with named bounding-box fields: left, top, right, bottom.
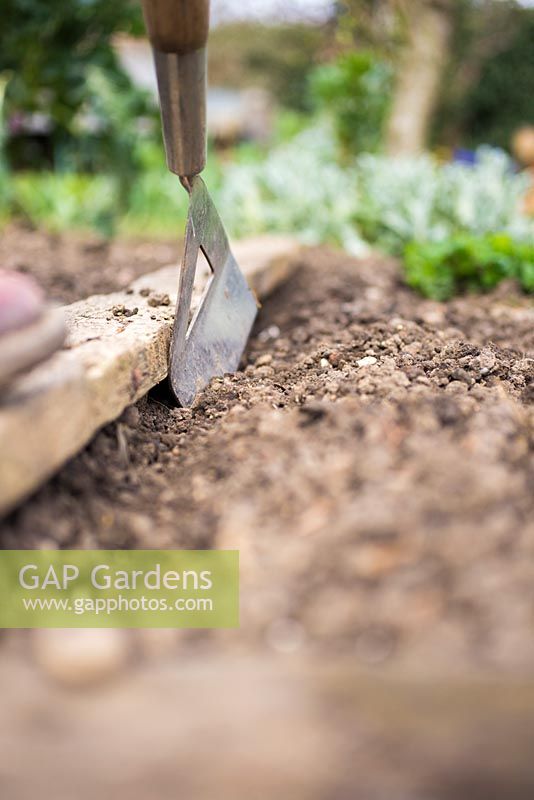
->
left=0, top=236, right=301, bottom=516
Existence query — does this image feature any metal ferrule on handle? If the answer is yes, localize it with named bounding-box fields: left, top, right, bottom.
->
left=141, top=0, right=210, bottom=179
left=153, top=48, right=206, bottom=178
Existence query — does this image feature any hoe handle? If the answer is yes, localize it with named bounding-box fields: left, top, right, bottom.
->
left=141, top=0, right=210, bottom=54
left=141, top=0, right=210, bottom=179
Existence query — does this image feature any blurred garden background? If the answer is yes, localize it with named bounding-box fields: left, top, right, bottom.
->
left=0, top=0, right=533, bottom=300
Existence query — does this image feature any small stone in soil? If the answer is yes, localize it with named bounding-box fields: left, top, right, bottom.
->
left=255, top=354, right=273, bottom=367
left=256, top=366, right=275, bottom=378
left=479, top=347, right=497, bottom=373
left=112, top=304, right=138, bottom=318
left=328, top=351, right=342, bottom=367
left=148, top=293, right=171, bottom=308
left=357, top=356, right=378, bottom=367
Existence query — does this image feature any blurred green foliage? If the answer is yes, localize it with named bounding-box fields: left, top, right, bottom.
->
left=209, top=23, right=326, bottom=112
left=338, top=0, right=534, bottom=153
left=12, top=171, right=118, bottom=236
left=1, top=0, right=152, bottom=178
left=0, top=0, right=532, bottom=311
left=310, top=51, right=392, bottom=154
left=220, top=125, right=533, bottom=297
left=432, top=2, right=534, bottom=150
left=404, top=233, right=534, bottom=300
left=462, top=12, right=534, bottom=150
left=1, top=0, right=142, bottom=127
left=0, top=0, right=160, bottom=234
left=2, top=113, right=533, bottom=301
left=333, top=0, right=404, bottom=54
left=7, top=141, right=224, bottom=239
left=352, top=146, right=532, bottom=254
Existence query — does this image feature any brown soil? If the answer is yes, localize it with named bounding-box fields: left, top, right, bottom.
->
left=0, top=223, right=178, bottom=304
left=1, top=230, right=534, bottom=674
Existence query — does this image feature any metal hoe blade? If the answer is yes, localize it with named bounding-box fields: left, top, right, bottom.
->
left=169, top=176, right=258, bottom=407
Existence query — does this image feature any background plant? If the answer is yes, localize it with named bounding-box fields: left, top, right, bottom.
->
left=434, top=1, right=534, bottom=151
left=219, top=125, right=533, bottom=299
left=1, top=0, right=149, bottom=174
left=310, top=51, right=393, bottom=154
left=218, top=126, right=368, bottom=254
left=0, top=0, right=533, bottom=302
left=354, top=147, right=532, bottom=253
left=404, top=233, right=534, bottom=300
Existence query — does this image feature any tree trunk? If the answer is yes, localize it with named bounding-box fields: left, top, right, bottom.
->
left=386, top=0, right=455, bottom=156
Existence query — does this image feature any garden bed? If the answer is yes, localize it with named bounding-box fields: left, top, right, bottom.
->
left=1, top=227, right=533, bottom=674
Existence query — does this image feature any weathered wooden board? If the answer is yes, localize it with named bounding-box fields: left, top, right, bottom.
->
left=0, top=236, right=301, bottom=516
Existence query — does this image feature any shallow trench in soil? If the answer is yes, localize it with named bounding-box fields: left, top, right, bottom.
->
left=1, top=227, right=533, bottom=674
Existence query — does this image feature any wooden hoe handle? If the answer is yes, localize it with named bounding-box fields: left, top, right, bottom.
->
left=141, top=0, right=210, bottom=178
left=141, top=0, right=210, bottom=55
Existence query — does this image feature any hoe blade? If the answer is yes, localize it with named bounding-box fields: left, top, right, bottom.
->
left=169, top=176, right=258, bottom=407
